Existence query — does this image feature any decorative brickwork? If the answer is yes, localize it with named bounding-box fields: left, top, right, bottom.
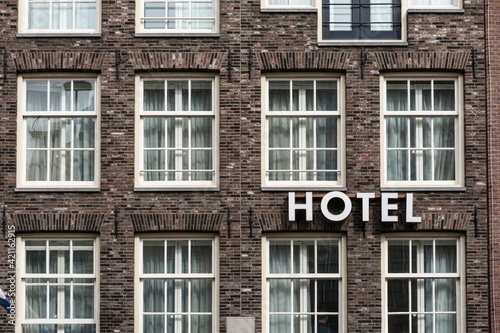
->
left=129, top=52, right=225, bottom=71
left=12, top=213, right=104, bottom=233
left=130, top=213, right=225, bottom=232
left=256, top=52, right=350, bottom=72
left=11, top=52, right=106, bottom=72
left=373, top=51, right=471, bottom=72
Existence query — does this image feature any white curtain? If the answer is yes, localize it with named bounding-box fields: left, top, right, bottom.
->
left=29, top=1, right=96, bottom=30
left=371, top=0, right=392, bottom=31
left=329, top=0, right=351, bottom=31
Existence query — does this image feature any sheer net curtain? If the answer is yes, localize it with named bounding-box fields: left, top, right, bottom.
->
left=142, top=240, right=213, bottom=333
left=386, top=80, right=456, bottom=182
left=25, top=80, right=95, bottom=183
left=143, top=80, right=213, bottom=182
left=28, top=0, right=97, bottom=30
left=387, top=240, right=458, bottom=333
left=411, top=0, right=454, bottom=5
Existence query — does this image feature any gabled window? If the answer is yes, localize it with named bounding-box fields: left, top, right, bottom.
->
left=135, top=235, right=219, bottom=333
left=19, top=0, right=100, bottom=34
left=263, top=235, right=346, bottom=333
left=17, top=75, right=100, bottom=190
left=262, top=74, right=345, bottom=189
left=136, top=0, right=219, bottom=34
left=320, top=0, right=405, bottom=42
left=135, top=74, right=219, bottom=190
left=382, top=235, right=465, bottom=333
left=381, top=74, right=464, bottom=188
left=17, top=236, right=99, bottom=333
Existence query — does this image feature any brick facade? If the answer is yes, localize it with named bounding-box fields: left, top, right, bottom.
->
left=0, top=0, right=490, bottom=332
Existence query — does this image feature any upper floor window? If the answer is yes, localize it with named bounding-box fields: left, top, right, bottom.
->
left=320, top=0, right=405, bottom=42
left=17, top=75, right=100, bottom=190
left=19, top=0, right=100, bottom=34
left=381, top=74, right=464, bottom=189
left=135, top=235, right=219, bottom=333
left=262, top=74, right=345, bottom=189
left=17, top=236, right=99, bottom=333
left=262, top=0, right=314, bottom=10
left=135, top=74, right=219, bottom=190
left=263, top=235, right=346, bottom=333
left=136, top=0, right=219, bottom=34
left=409, top=0, right=461, bottom=9
left=382, top=235, right=465, bottom=333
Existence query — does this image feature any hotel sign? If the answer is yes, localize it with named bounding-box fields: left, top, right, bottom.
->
left=288, top=192, right=421, bottom=223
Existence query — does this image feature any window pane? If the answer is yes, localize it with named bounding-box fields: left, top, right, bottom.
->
left=292, top=118, right=313, bottom=148
left=191, top=315, right=212, bottom=333
left=329, top=0, right=352, bottom=31
left=435, top=240, right=457, bottom=273
left=317, top=280, right=339, bottom=312
left=49, top=241, right=70, bottom=274
left=388, top=240, right=409, bottom=273
left=166, top=279, right=188, bottom=312
left=73, top=81, right=95, bottom=111
left=270, top=279, right=291, bottom=312
left=26, top=241, right=47, bottom=274
left=269, top=81, right=290, bottom=111
left=436, top=314, right=457, bottom=333
left=27, top=81, right=48, bottom=111
left=434, top=81, right=455, bottom=111
left=317, top=240, right=339, bottom=274
left=144, top=279, right=165, bottom=312
left=144, top=241, right=165, bottom=274
left=270, top=315, right=291, bottom=333
left=167, top=81, right=189, bottom=111
left=27, top=118, right=48, bottom=148
left=410, top=81, right=432, bottom=111
left=269, top=118, right=290, bottom=148
left=316, top=81, right=337, bottom=111
left=75, top=3, right=97, bottom=29
left=434, top=150, right=455, bottom=181
left=387, top=150, right=407, bottom=181
left=73, top=285, right=94, bottom=318
left=191, top=118, right=212, bottom=148
left=316, top=118, right=337, bottom=148
left=74, top=118, right=95, bottom=148
left=191, top=279, right=212, bottom=312
left=26, top=285, right=47, bottom=319
left=27, top=150, right=48, bottom=181
left=52, top=3, right=73, bottom=30
left=387, top=118, right=408, bottom=148
left=387, top=279, right=409, bottom=312
left=144, top=81, right=165, bottom=111
left=434, top=117, right=455, bottom=148
left=270, top=241, right=291, bottom=274
left=144, top=315, right=165, bottom=332
left=388, top=314, right=409, bottom=333
left=387, top=81, right=408, bottom=111
left=191, top=81, right=212, bottom=111
left=191, top=240, right=212, bottom=273
left=435, top=279, right=456, bottom=312
left=73, top=241, right=94, bottom=274
left=29, top=3, right=50, bottom=29
left=293, top=241, right=314, bottom=274
left=166, top=241, right=189, bottom=273
left=292, top=81, right=313, bottom=111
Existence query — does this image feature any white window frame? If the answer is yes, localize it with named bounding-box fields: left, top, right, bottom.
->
left=18, top=0, right=101, bottom=35
left=381, top=234, right=466, bottom=333
left=17, top=74, right=101, bottom=190
left=408, top=0, right=461, bottom=10
left=380, top=73, right=464, bottom=189
left=261, top=73, right=345, bottom=189
left=134, top=234, right=220, bottom=333
left=134, top=73, right=219, bottom=190
left=16, top=234, right=100, bottom=333
left=318, top=0, right=408, bottom=44
left=261, top=0, right=316, bottom=11
left=262, top=234, right=347, bottom=333
left=135, top=0, right=219, bottom=34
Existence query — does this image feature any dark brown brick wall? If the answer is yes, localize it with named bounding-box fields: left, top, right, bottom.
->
left=0, top=0, right=489, bottom=332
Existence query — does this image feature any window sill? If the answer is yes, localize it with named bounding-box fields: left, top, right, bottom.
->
left=380, top=187, right=466, bottom=192
left=261, top=8, right=317, bottom=12
left=318, top=41, right=408, bottom=47
left=134, top=187, right=220, bottom=192
left=15, top=187, right=100, bottom=193
left=407, top=9, right=464, bottom=14
left=135, top=33, right=220, bottom=38
left=262, top=187, right=347, bottom=192
left=17, top=33, right=102, bottom=38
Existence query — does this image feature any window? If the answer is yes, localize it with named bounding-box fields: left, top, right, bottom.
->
left=262, top=0, right=314, bottom=10
left=381, top=74, right=464, bottom=188
left=135, top=75, right=218, bottom=189
left=409, top=0, right=460, bottom=9
left=320, top=0, right=405, bottom=42
left=382, top=235, right=465, bottom=333
left=263, top=236, right=346, bottom=333
left=136, top=0, right=219, bottom=34
left=18, top=0, right=100, bottom=34
left=17, top=75, right=100, bottom=189
left=262, top=74, right=345, bottom=189
left=17, top=236, right=99, bottom=333
left=135, top=236, right=219, bottom=333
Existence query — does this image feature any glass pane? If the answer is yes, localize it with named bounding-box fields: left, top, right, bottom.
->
left=435, top=279, right=456, bottom=312
left=191, top=315, right=212, bottom=333
left=166, top=117, right=189, bottom=148
left=436, top=314, right=457, bottom=333
left=144, top=314, right=165, bottom=332
left=167, top=80, right=189, bottom=111
left=75, top=3, right=97, bottom=29
left=387, top=150, right=408, bottom=181
left=166, top=241, right=188, bottom=274
left=292, top=118, right=313, bottom=148
left=49, top=241, right=70, bottom=274
left=52, top=3, right=73, bottom=30
left=270, top=315, right=291, bottom=333
left=73, top=285, right=94, bottom=318
left=292, top=81, right=313, bottom=111
left=387, top=279, right=409, bottom=312
left=144, top=117, right=166, bottom=149
left=293, top=279, right=313, bottom=312
left=329, top=0, right=351, bottom=31
left=434, top=118, right=455, bottom=148
left=293, top=314, right=312, bottom=333
left=388, top=315, right=410, bottom=333
left=73, top=241, right=94, bottom=274
left=269, top=118, right=290, bottom=148
left=293, top=241, right=314, bottom=274
left=388, top=240, right=409, bottom=273
left=270, top=279, right=291, bottom=312
left=434, top=81, right=455, bottom=111
left=410, top=81, right=432, bottom=111
left=191, top=279, right=212, bottom=312
left=191, top=118, right=212, bottom=148
left=316, top=118, right=337, bottom=148
left=26, top=241, right=47, bottom=274
left=316, top=81, right=337, bottom=111
left=26, top=285, right=47, bottom=319
left=27, top=150, right=48, bottom=181
left=317, top=315, right=338, bottom=333
left=29, top=3, right=50, bottom=29
left=167, top=315, right=188, bottom=332
left=410, top=149, right=432, bottom=181
left=387, top=81, right=408, bottom=111
left=49, top=80, right=67, bottom=111
left=50, top=150, right=71, bottom=181
left=166, top=279, right=188, bottom=312
left=73, top=150, right=95, bottom=181
left=317, top=240, right=339, bottom=274
left=191, top=81, right=212, bottom=111
left=192, top=3, right=214, bottom=29
left=270, top=240, right=291, bottom=274
left=434, top=150, right=455, bottom=181
left=145, top=3, right=166, bottom=29
left=144, top=81, right=165, bottom=111
left=144, top=150, right=166, bottom=181
left=74, top=118, right=95, bottom=148
left=409, top=117, right=431, bottom=149
left=27, top=118, right=48, bottom=148
left=49, top=118, right=71, bottom=149
left=435, top=240, right=457, bottom=273
left=387, top=118, right=408, bottom=148
left=371, top=0, right=393, bottom=31
left=25, top=80, right=48, bottom=111
left=269, top=81, right=290, bottom=111
left=143, top=241, right=165, bottom=274
left=73, top=81, right=95, bottom=111
left=191, top=240, right=212, bottom=273
left=317, top=150, right=338, bottom=181
left=144, top=279, right=165, bottom=312
left=317, top=280, right=338, bottom=312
